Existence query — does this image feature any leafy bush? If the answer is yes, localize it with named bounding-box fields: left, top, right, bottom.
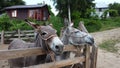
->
left=109, top=9, right=119, bottom=17
left=0, top=13, right=12, bottom=31
left=71, top=11, right=81, bottom=20
left=73, top=18, right=102, bottom=32
left=48, top=16, right=64, bottom=35
left=85, top=20, right=102, bottom=32
left=0, top=13, right=33, bottom=31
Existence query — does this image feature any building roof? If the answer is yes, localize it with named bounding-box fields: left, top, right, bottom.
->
left=95, top=2, right=108, bottom=9
left=4, top=4, right=47, bottom=10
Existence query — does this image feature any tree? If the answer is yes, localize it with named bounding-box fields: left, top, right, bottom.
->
left=109, top=2, right=120, bottom=16
left=48, top=5, right=55, bottom=16
left=0, top=0, right=25, bottom=11
left=52, top=0, right=95, bottom=19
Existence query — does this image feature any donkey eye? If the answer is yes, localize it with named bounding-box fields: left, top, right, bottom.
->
left=75, top=31, right=79, bottom=33
left=41, top=32, right=47, bottom=36
left=41, top=32, right=47, bottom=35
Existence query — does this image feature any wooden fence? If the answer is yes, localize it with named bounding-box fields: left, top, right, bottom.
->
left=0, top=44, right=97, bottom=68
left=0, top=30, right=35, bottom=44
left=0, top=22, right=98, bottom=68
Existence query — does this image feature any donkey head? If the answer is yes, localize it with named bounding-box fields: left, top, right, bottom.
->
left=25, top=19, right=64, bottom=55
left=62, top=23, right=94, bottom=45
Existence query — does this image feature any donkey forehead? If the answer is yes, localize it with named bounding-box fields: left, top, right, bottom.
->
left=38, top=25, right=57, bottom=40
left=40, top=25, right=56, bottom=33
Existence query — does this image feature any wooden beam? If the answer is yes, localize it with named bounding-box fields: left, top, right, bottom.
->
left=18, top=29, right=21, bottom=39
left=90, top=45, right=98, bottom=68
left=85, top=45, right=90, bottom=68
left=23, top=56, right=85, bottom=68
left=0, top=47, right=46, bottom=60
left=0, top=45, right=78, bottom=60
left=1, top=30, right=4, bottom=45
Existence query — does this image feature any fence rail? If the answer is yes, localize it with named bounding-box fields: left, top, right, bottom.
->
left=0, top=45, right=95, bottom=68
left=0, top=30, right=35, bottom=44
left=0, top=45, right=76, bottom=60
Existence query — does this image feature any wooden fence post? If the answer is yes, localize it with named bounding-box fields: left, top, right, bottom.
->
left=85, top=45, right=90, bottom=68
left=79, top=21, right=98, bottom=68
left=1, top=30, right=4, bottom=45
left=18, top=29, right=21, bottom=39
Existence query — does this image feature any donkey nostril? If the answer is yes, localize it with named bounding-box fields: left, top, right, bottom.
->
left=55, top=45, right=59, bottom=49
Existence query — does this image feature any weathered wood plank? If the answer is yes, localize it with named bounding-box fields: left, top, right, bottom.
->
left=0, top=45, right=77, bottom=60
left=1, top=30, right=4, bottom=45
left=18, top=29, right=21, bottom=39
left=90, top=45, right=98, bottom=68
left=4, top=30, right=34, bottom=34
left=23, top=56, right=85, bottom=68
left=85, top=45, right=90, bottom=68
left=0, top=47, right=46, bottom=60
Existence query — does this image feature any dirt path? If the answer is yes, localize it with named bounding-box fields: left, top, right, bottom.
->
left=97, top=49, right=120, bottom=68
left=0, top=28, right=120, bottom=68
left=91, top=28, right=120, bottom=68
left=91, top=28, right=120, bottom=45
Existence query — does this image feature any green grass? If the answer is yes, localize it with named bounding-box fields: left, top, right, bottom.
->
left=99, top=17, right=120, bottom=31
left=99, top=39, right=120, bottom=53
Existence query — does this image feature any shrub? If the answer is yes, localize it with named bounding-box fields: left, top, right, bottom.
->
left=0, top=13, right=12, bottom=31
left=73, top=18, right=102, bottom=32
left=85, top=20, right=102, bottom=32
left=48, top=16, right=64, bottom=35
left=71, top=11, right=81, bottom=20
left=109, top=9, right=119, bottom=17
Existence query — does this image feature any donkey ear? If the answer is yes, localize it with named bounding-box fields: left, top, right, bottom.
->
left=24, top=19, right=39, bottom=29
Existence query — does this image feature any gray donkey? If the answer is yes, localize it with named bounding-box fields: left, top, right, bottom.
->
left=8, top=20, right=64, bottom=68
left=59, top=23, right=96, bottom=68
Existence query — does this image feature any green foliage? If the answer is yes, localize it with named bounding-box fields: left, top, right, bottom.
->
left=0, top=13, right=33, bottom=31
left=71, top=11, right=81, bottom=19
left=0, top=13, right=11, bottom=31
left=100, top=17, right=120, bottom=30
left=85, top=20, right=102, bottom=32
left=48, top=16, right=64, bottom=35
left=47, top=5, right=55, bottom=16
left=52, top=0, right=95, bottom=18
left=73, top=18, right=102, bottom=32
left=0, top=13, right=120, bottom=35
left=109, top=2, right=120, bottom=16
left=0, top=0, right=25, bottom=10
left=101, top=10, right=109, bottom=19
left=109, top=9, right=118, bottom=17
left=99, top=39, right=120, bottom=53
left=85, top=8, right=96, bottom=18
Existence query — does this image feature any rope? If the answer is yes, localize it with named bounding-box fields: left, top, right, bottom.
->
left=45, top=40, right=55, bottom=62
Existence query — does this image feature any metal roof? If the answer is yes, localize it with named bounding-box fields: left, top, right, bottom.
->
left=4, top=4, right=47, bottom=10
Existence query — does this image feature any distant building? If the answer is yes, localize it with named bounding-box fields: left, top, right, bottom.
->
left=95, top=7, right=109, bottom=18
left=4, top=4, right=50, bottom=21
left=94, top=3, right=109, bottom=18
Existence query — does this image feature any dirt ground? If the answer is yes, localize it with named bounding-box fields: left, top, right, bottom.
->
left=0, top=45, right=9, bottom=68
left=91, top=28, right=120, bottom=68
left=0, top=28, right=120, bottom=68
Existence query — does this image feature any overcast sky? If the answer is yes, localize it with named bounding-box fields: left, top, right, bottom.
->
left=23, top=0, right=120, bottom=15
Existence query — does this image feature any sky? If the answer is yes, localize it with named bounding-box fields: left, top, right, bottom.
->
left=23, top=0, right=120, bottom=15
